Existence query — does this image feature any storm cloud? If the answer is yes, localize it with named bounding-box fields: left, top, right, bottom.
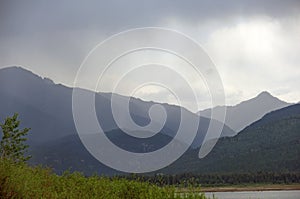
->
left=0, top=0, right=299, bottom=111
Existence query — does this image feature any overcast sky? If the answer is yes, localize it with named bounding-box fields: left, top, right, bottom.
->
left=1, top=0, right=300, bottom=111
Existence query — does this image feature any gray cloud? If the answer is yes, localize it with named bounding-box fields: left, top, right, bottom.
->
left=1, top=0, right=300, bottom=36
left=0, top=0, right=299, bottom=111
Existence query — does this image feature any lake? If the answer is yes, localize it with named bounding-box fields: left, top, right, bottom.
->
left=205, top=190, right=300, bottom=199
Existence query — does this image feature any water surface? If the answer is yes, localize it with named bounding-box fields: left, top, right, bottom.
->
left=205, top=190, right=300, bottom=199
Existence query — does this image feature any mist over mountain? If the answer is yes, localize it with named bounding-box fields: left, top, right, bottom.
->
left=1, top=66, right=298, bottom=175
left=198, top=91, right=291, bottom=133
left=0, top=66, right=235, bottom=141
left=0, top=66, right=233, bottom=155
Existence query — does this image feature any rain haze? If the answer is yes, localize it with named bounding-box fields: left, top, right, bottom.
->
left=1, top=0, right=300, bottom=111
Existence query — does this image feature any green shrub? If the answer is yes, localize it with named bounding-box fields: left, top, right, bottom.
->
left=0, top=159, right=210, bottom=199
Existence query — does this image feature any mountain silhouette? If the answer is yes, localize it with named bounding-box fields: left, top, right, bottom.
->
left=2, top=66, right=297, bottom=175
left=198, top=91, right=291, bottom=133
left=0, top=66, right=235, bottom=172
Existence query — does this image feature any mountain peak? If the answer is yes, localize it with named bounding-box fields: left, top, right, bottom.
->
left=1, top=66, right=32, bottom=73
left=256, top=91, right=273, bottom=98
left=0, top=66, right=40, bottom=79
left=199, top=90, right=290, bottom=133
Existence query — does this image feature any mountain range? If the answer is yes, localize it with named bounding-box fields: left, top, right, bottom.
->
left=165, top=104, right=300, bottom=174
left=0, top=66, right=299, bottom=175
left=0, top=66, right=234, bottom=148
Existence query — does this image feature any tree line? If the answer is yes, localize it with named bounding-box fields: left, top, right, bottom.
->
left=123, top=172, right=300, bottom=187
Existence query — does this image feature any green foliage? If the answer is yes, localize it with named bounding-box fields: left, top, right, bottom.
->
left=163, top=113, right=300, bottom=174
left=0, top=159, right=210, bottom=199
left=0, top=113, right=31, bottom=162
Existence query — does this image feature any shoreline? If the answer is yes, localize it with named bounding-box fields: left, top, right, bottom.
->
left=177, top=184, right=300, bottom=193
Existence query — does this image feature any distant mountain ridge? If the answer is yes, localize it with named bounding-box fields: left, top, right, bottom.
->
left=0, top=66, right=234, bottom=148
left=198, top=91, right=291, bottom=133
left=0, top=66, right=236, bottom=175
left=1, top=66, right=298, bottom=175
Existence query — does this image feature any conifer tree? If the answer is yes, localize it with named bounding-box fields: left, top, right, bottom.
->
left=0, top=113, right=31, bottom=162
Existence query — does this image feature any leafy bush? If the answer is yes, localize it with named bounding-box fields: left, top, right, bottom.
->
left=0, top=159, right=209, bottom=199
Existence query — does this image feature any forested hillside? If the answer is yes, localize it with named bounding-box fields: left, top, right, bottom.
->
left=164, top=104, right=300, bottom=174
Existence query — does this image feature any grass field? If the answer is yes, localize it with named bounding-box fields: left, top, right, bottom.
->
left=0, top=159, right=210, bottom=199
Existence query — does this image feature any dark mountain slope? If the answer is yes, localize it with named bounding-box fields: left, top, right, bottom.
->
left=164, top=104, right=300, bottom=174
left=30, top=129, right=182, bottom=176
